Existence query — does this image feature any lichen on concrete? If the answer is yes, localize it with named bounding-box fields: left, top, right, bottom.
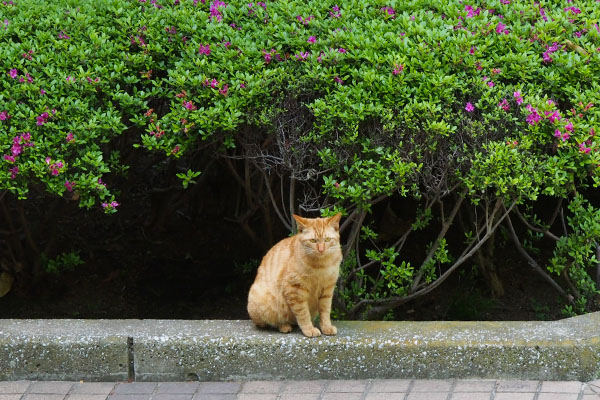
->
left=1, top=313, right=599, bottom=382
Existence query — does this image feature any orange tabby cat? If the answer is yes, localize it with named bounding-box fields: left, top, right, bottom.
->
left=247, top=214, right=342, bottom=337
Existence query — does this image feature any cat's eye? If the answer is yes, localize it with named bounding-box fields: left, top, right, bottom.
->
left=324, top=237, right=331, bottom=242
left=309, top=239, right=317, bottom=243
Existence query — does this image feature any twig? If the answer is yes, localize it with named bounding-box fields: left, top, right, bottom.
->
left=514, top=207, right=560, bottom=241
left=262, top=171, right=292, bottom=231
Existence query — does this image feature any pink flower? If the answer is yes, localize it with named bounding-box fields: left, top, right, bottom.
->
left=295, top=51, right=309, bottom=61
left=393, top=64, right=404, bottom=75
left=381, top=6, right=396, bottom=17
left=564, top=120, right=574, bottom=132
left=64, top=180, right=76, bottom=192
left=66, top=132, right=75, bottom=143
left=210, top=0, right=227, bottom=22
left=40, top=89, right=46, bottom=95
left=496, top=22, right=508, bottom=34
left=526, top=107, right=542, bottom=125
left=330, top=5, right=341, bottom=18
left=307, top=36, right=316, bottom=43
left=199, top=44, right=211, bottom=55
left=545, top=110, right=562, bottom=123
left=0, top=111, right=9, bottom=121
left=36, top=112, right=49, bottom=126
left=66, top=76, right=75, bottom=82
left=465, top=102, right=475, bottom=112
left=487, top=81, right=495, bottom=87
left=498, top=98, right=510, bottom=111
left=564, top=6, right=581, bottom=14
left=3, top=155, right=15, bottom=163
left=219, top=84, right=229, bottom=96
left=102, top=201, right=120, bottom=210
left=469, top=46, right=476, bottom=55
left=334, top=76, right=344, bottom=85
left=579, top=142, right=591, bottom=154
left=338, top=47, right=347, bottom=53
left=58, top=31, right=70, bottom=40
left=183, top=100, right=197, bottom=110
left=8, top=68, right=17, bottom=78
left=9, top=166, right=18, bottom=179
left=513, top=91, right=523, bottom=105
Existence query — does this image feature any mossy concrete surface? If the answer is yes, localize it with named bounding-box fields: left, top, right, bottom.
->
left=1, top=313, right=599, bottom=382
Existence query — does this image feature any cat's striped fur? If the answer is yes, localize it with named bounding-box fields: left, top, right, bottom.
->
left=247, top=214, right=342, bottom=337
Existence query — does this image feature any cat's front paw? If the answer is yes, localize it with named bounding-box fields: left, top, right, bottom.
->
left=320, top=324, right=337, bottom=336
left=301, top=326, right=321, bottom=337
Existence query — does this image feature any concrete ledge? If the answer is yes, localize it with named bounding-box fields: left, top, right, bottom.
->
left=1, top=313, right=599, bottom=382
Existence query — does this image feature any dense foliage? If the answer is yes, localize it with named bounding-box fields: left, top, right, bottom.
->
left=1, top=0, right=599, bottom=318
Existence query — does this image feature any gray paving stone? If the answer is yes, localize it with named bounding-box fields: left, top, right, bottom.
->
left=494, top=393, right=535, bottom=400
left=0, top=381, right=30, bottom=394
left=537, top=394, right=580, bottom=400
left=113, top=383, right=157, bottom=394
left=192, top=394, right=235, bottom=400
left=0, top=395, right=23, bottom=400
left=454, top=380, right=495, bottom=392
left=108, top=395, right=150, bottom=400
left=450, top=393, right=491, bottom=400
left=67, top=395, right=111, bottom=400
left=281, top=380, right=326, bottom=394
left=236, top=394, right=277, bottom=400
left=321, top=393, right=363, bottom=400
left=71, top=382, right=117, bottom=395
left=279, top=394, right=321, bottom=400
left=325, top=380, right=368, bottom=393
left=157, top=383, right=199, bottom=394
left=540, top=381, right=583, bottom=393
left=22, top=395, right=66, bottom=400
left=369, top=379, right=411, bottom=392
left=406, top=393, right=448, bottom=400
left=240, top=381, right=282, bottom=393
left=411, top=379, right=452, bottom=392
left=197, top=382, right=240, bottom=394
left=582, top=395, right=600, bottom=400
left=365, top=393, right=407, bottom=400
left=152, top=394, right=194, bottom=400
left=583, top=384, right=600, bottom=395
left=29, top=381, right=73, bottom=394
left=496, top=380, right=539, bottom=392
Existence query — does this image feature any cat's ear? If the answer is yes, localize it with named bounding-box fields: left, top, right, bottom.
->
left=293, top=214, right=310, bottom=232
left=328, top=213, right=342, bottom=231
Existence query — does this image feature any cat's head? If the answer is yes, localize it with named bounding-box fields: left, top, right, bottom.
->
left=293, top=214, right=342, bottom=255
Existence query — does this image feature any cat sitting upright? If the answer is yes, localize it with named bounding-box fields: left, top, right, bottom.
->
left=247, top=214, right=342, bottom=337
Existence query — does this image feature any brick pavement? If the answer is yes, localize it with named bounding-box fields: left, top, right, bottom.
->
left=0, top=379, right=599, bottom=400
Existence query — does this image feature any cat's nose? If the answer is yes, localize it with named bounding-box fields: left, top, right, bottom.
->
left=317, top=243, right=325, bottom=252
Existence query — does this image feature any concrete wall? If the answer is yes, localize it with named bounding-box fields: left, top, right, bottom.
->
left=1, top=314, right=599, bottom=382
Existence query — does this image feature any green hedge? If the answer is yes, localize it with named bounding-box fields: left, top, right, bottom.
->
left=1, top=0, right=599, bottom=317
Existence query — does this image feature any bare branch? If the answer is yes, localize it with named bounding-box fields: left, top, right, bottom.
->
left=514, top=207, right=560, bottom=242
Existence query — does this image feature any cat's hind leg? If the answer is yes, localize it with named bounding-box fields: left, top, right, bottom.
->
left=278, top=324, right=292, bottom=333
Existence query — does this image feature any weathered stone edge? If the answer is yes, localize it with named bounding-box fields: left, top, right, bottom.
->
left=0, top=314, right=598, bottom=382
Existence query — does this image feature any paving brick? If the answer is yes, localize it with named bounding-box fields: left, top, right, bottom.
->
left=107, top=395, right=150, bottom=400
left=369, top=379, right=411, bottom=393
left=582, top=395, right=600, bottom=400
left=494, top=393, right=535, bottom=400
left=450, top=392, right=492, bottom=400
left=240, top=381, right=283, bottom=393
left=537, top=394, right=580, bottom=400
left=406, top=393, right=448, bottom=400
left=496, top=380, right=539, bottom=392
left=540, top=381, right=583, bottom=393
left=281, top=380, right=326, bottom=394
left=411, top=379, right=452, bottom=392
left=192, top=394, right=235, bottom=400
left=450, top=393, right=491, bottom=400
left=325, top=380, right=368, bottom=393
left=365, top=393, right=407, bottom=400
left=28, top=381, right=73, bottom=394
left=70, top=382, right=117, bottom=395
left=0, top=395, right=23, bottom=400
left=583, top=384, right=600, bottom=395
left=454, top=380, right=495, bottom=392
left=152, top=395, right=194, bottom=400
left=22, top=395, right=66, bottom=400
left=236, top=394, right=278, bottom=400
left=113, top=383, right=156, bottom=395
left=67, top=395, right=111, bottom=400
left=0, top=381, right=30, bottom=394
left=321, top=393, right=363, bottom=400
left=157, top=383, right=199, bottom=394
left=197, top=382, right=240, bottom=394
left=279, top=394, right=321, bottom=400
